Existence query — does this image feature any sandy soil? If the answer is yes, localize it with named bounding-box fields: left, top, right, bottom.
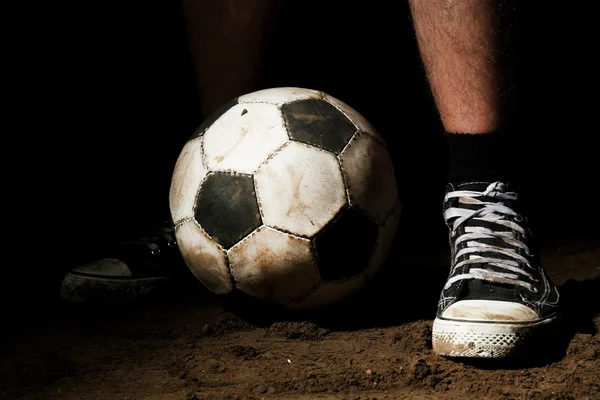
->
left=2, top=235, right=598, bottom=400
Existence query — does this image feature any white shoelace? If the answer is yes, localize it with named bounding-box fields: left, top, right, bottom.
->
left=443, top=182, right=538, bottom=293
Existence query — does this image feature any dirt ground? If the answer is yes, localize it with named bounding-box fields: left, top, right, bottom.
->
left=2, top=234, right=599, bottom=400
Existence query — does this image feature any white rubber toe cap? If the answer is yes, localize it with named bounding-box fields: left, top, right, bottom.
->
left=442, top=300, right=539, bottom=322
left=73, top=258, right=132, bottom=277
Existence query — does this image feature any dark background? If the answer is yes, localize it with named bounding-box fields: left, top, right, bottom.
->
left=10, top=1, right=598, bottom=319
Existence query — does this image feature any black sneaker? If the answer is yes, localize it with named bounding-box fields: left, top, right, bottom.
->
left=431, top=181, right=561, bottom=358
left=60, top=221, right=184, bottom=303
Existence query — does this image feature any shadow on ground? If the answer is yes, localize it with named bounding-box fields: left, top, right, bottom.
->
left=224, top=247, right=600, bottom=369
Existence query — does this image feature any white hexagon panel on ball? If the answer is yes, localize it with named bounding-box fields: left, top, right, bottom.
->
left=339, top=130, right=399, bottom=225
left=174, top=219, right=233, bottom=295
left=254, top=141, right=347, bottom=238
left=228, top=226, right=321, bottom=305
left=203, top=102, right=289, bottom=174
left=169, top=137, right=208, bottom=224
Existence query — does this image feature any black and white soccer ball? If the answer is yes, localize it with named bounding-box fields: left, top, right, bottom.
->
left=169, top=87, right=400, bottom=311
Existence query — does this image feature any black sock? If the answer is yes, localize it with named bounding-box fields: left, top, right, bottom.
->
left=445, top=132, right=520, bottom=183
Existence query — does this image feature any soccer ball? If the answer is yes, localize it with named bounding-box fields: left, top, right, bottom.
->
left=169, top=87, right=400, bottom=311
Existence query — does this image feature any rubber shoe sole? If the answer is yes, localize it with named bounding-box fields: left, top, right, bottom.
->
left=60, top=271, right=171, bottom=303
left=432, top=315, right=559, bottom=358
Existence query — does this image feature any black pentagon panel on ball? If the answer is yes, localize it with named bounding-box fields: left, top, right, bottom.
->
left=194, top=172, right=262, bottom=249
left=189, top=98, right=239, bottom=140
left=313, top=206, right=378, bottom=282
left=282, top=99, right=357, bottom=154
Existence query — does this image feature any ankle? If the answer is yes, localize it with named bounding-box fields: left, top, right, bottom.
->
left=445, top=132, right=521, bottom=183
